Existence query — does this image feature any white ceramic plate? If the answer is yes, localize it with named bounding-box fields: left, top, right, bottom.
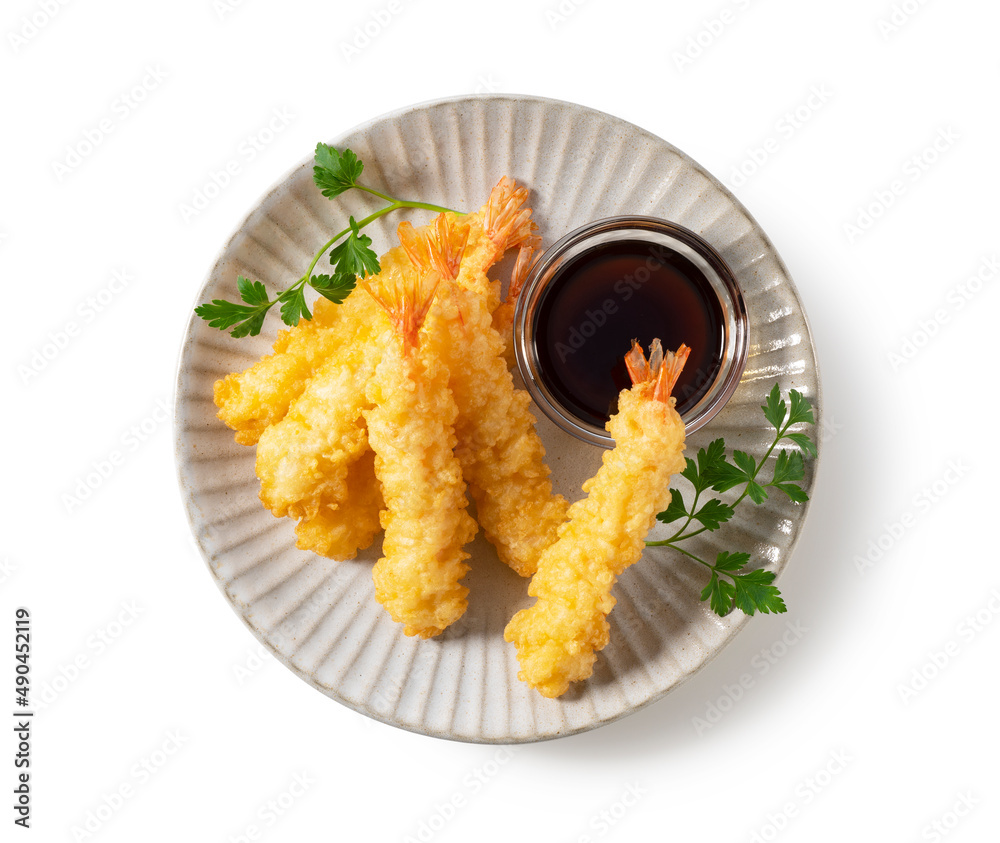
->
left=174, top=94, right=821, bottom=743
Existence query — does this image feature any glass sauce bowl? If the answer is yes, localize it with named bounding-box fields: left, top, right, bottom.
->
left=513, top=216, right=749, bottom=448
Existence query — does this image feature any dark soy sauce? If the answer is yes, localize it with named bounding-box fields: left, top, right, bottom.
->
left=534, top=239, right=725, bottom=427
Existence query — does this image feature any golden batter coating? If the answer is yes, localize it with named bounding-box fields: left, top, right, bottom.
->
left=250, top=271, right=389, bottom=560
left=504, top=341, right=690, bottom=697
left=363, top=268, right=477, bottom=638
left=214, top=179, right=540, bottom=562
left=214, top=177, right=538, bottom=446
left=407, top=219, right=566, bottom=577
left=292, top=449, right=384, bottom=559
left=213, top=294, right=367, bottom=446
left=491, top=245, right=536, bottom=369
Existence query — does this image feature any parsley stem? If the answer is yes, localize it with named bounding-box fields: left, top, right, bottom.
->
left=658, top=542, right=712, bottom=570
left=199, top=146, right=469, bottom=337
left=355, top=184, right=396, bottom=204
left=355, top=184, right=462, bottom=216
left=258, top=196, right=467, bottom=316
left=297, top=197, right=463, bottom=293
left=652, top=542, right=750, bottom=592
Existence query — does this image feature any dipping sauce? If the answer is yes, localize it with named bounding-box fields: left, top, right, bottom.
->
left=533, top=239, right=725, bottom=426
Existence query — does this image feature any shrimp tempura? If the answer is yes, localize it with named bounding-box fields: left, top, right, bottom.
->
left=288, top=448, right=384, bottom=560
left=225, top=179, right=539, bottom=560
left=363, top=268, right=478, bottom=638
left=504, top=340, right=690, bottom=697
left=251, top=274, right=387, bottom=560
left=458, top=176, right=540, bottom=364
left=214, top=293, right=372, bottom=445
left=405, top=216, right=567, bottom=577
left=214, top=176, right=537, bottom=447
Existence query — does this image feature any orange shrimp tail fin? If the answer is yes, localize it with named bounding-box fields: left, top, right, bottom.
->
left=484, top=177, right=541, bottom=255
left=624, top=339, right=691, bottom=403
left=655, top=343, right=691, bottom=403
left=362, top=268, right=441, bottom=350
left=397, top=221, right=428, bottom=272
left=509, top=245, right=538, bottom=302
left=399, top=215, right=469, bottom=281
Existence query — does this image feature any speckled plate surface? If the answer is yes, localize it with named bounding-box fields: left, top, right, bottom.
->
left=174, top=94, right=821, bottom=743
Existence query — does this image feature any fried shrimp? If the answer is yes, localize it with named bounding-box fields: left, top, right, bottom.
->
left=291, top=449, right=384, bottom=559
left=467, top=177, right=541, bottom=359
left=251, top=221, right=453, bottom=560
left=405, top=216, right=567, bottom=577
left=504, top=340, right=691, bottom=698
left=362, top=268, right=478, bottom=638
left=213, top=294, right=374, bottom=446
left=250, top=286, right=386, bottom=559
left=217, top=175, right=534, bottom=441
left=215, top=177, right=543, bottom=569
left=398, top=176, right=539, bottom=310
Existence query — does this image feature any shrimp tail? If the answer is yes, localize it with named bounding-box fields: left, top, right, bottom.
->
left=483, top=177, right=541, bottom=255
left=398, top=215, right=469, bottom=282
left=361, top=267, right=440, bottom=352
left=509, top=245, right=538, bottom=303
left=625, top=339, right=691, bottom=403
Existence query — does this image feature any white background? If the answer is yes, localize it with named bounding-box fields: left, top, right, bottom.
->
left=3, top=0, right=997, bottom=840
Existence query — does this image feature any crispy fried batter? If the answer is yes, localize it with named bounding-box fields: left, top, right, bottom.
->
left=216, top=180, right=539, bottom=561
left=250, top=279, right=388, bottom=559
left=363, top=268, right=477, bottom=637
left=214, top=294, right=367, bottom=445
left=504, top=342, right=690, bottom=697
left=292, top=449, right=384, bottom=559
left=213, top=179, right=560, bottom=633
left=410, top=219, right=566, bottom=577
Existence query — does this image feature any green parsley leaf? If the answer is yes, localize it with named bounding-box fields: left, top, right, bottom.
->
left=656, top=489, right=688, bottom=525
left=682, top=439, right=729, bottom=493
left=194, top=300, right=251, bottom=331
left=732, top=568, right=786, bottom=615
left=278, top=287, right=311, bottom=326
left=698, top=554, right=786, bottom=616
left=785, top=432, right=818, bottom=457
left=732, top=450, right=756, bottom=477
left=700, top=573, right=736, bottom=617
left=237, top=275, right=269, bottom=307
left=679, top=457, right=700, bottom=490
left=768, top=450, right=808, bottom=502
left=787, top=389, right=815, bottom=427
left=771, top=450, right=805, bottom=485
left=691, top=499, right=735, bottom=532
left=714, top=551, right=751, bottom=573
left=709, top=459, right=749, bottom=493
left=194, top=299, right=270, bottom=337
left=711, top=450, right=758, bottom=494
left=745, top=479, right=769, bottom=505
left=309, top=272, right=357, bottom=305
left=230, top=308, right=268, bottom=338
left=772, top=483, right=809, bottom=503
left=313, top=144, right=364, bottom=198
left=329, top=218, right=380, bottom=278
left=762, top=383, right=787, bottom=431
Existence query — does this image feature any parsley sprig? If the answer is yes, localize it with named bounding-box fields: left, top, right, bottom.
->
left=195, top=144, right=461, bottom=337
left=647, top=385, right=817, bottom=617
